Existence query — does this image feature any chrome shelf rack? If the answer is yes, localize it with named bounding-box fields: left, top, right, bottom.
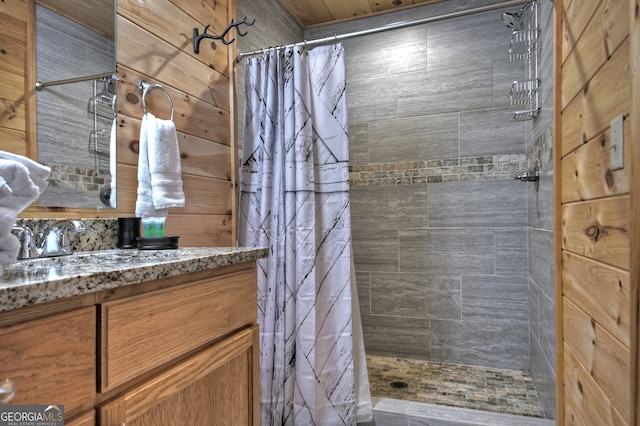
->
left=508, top=1, right=540, bottom=121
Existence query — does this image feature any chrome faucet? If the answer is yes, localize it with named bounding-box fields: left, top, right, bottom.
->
left=11, top=220, right=86, bottom=259
left=12, top=225, right=37, bottom=260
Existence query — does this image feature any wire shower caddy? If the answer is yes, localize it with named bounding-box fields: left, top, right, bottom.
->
left=88, top=76, right=117, bottom=173
left=508, top=0, right=540, bottom=121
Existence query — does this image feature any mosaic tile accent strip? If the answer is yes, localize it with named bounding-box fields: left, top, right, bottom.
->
left=46, top=163, right=111, bottom=192
left=349, top=155, right=527, bottom=187
left=366, top=355, right=545, bottom=418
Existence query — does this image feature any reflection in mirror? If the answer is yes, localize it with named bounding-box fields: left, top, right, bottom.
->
left=34, top=1, right=116, bottom=209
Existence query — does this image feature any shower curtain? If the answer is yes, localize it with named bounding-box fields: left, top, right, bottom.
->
left=238, top=43, right=372, bottom=425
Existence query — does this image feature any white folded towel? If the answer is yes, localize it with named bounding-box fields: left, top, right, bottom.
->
left=135, top=112, right=185, bottom=218
left=0, top=151, right=49, bottom=268
left=0, top=232, right=20, bottom=270
left=0, top=158, right=50, bottom=212
left=0, top=207, right=17, bottom=236
left=0, top=176, right=11, bottom=198
left=0, top=150, right=51, bottom=194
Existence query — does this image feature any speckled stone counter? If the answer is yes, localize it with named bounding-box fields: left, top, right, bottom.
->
left=0, top=247, right=268, bottom=313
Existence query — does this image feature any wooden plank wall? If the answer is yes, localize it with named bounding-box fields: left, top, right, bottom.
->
left=0, top=0, right=238, bottom=247
left=557, top=0, right=635, bottom=424
left=0, top=0, right=28, bottom=157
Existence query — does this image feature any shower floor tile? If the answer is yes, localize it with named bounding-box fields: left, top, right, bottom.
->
left=366, top=355, right=545, bottom=418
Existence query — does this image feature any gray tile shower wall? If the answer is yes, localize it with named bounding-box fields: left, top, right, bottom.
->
left=310, top=0, right=533, bottom=372
left=237, top=0, right=557, bottom=419
left=526, top=0, right=556, bottom=419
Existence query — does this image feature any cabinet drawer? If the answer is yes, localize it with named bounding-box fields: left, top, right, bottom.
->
left=0, top=307, right=96, bottom=418
left=100, top=267, right=257, bottom=392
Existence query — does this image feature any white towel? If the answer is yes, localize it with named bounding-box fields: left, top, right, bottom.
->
left=0, top=232, right=20, bottom=269
left=0, top=207, right=17, bottom=236
left=0, top=150, right=51, bottom=194
left=135, top=113, right=185, bottom=218
left=0, top=176, right=11, bottom=198
left=0, top=158, right=50, bottom=212
left=0, top=151, right=49, bottom=268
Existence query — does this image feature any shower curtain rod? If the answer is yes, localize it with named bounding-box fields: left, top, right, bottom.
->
left=237, top=0, right=532, bottom=61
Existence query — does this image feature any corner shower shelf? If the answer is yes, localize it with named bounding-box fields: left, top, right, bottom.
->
left=507, top=1, right=540, bottom=121
left=510, top=78, right=540, bottom=121
left=508, top=29, right=540, bottom=61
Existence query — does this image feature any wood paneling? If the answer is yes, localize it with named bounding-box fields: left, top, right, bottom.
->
left=561, top=0, right=603, bottom=63
left=561, top=121, right=630, bottom=204
left=561, top=39, right=630, bottom=157
left=117, top=66, right=230, bottom=146
left=561, top=196, right=630, bottom=270
left=117, top=16, right=230, bottom=110
left=560, top=0, right=628, bottom=109
left=2, top=0, right=238, bottom=239
left=631, top=0, right=640, bottom=421
left=563, top=344, right=627, bottom=425
left=557, top=0, right=636, bottom=423
left=277, top=0, right=446, bottom=28
left=563, top=298, right=631, bottom=421
left=0, top=34, right=27, bottom=76
left=563, top=251, right=630, bottom=347
left=0, top=0, right=27, bottom=159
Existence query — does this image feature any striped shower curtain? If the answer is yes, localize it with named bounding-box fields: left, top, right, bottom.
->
left=238, top=44, right=369, bottom=425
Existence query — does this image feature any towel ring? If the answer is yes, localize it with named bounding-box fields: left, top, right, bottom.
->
left=138, top=80, right=174, bottom=121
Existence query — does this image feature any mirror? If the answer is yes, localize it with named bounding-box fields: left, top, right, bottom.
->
left=34, top=0, right=116, bottom=209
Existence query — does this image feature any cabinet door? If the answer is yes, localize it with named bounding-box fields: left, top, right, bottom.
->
left=66, top=410, right=95, bottom=426
left=0, top=307, right=96, bottom=419
left=99, top=325, right=259, bottom=426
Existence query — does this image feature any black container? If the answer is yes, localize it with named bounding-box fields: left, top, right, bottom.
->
left=117, top=217, right=141, bottom=249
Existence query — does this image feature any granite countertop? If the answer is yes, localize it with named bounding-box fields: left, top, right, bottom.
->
left=0, top=247, right=269, bottom=313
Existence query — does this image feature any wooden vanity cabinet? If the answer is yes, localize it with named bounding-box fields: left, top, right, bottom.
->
left=97, top=264, right=260, bottom=426
left=99, top=325, right=259, bottom=426
left=0, top=307, right=96, bottom=419
left=0, top=261, right=260, bottom=426
left=66, top=411, right=96, bottom=426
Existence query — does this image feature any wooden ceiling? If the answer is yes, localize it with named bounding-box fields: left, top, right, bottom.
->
left=277, top=0, right=447, bottom=28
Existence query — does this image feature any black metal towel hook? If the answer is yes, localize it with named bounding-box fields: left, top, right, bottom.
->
left=193, top=17, right=256, bottom=54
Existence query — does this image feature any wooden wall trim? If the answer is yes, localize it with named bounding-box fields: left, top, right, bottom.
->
left=560, top=0, right=635, bottom=423
left=25, top=0, right=36, bottom=160
left=553, top=1, right=565, bottom=420
left=630, top=0, right=640, bottom=422
left=228, top=0, right=238, bottom=245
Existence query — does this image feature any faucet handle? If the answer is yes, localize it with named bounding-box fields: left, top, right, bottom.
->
left=11, top=225, right=37, bottom=260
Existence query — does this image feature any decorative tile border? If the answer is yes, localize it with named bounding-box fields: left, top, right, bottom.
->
left=349, top=155, right=527, bottom=187
left=45, top=163, right=111, bottom=192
